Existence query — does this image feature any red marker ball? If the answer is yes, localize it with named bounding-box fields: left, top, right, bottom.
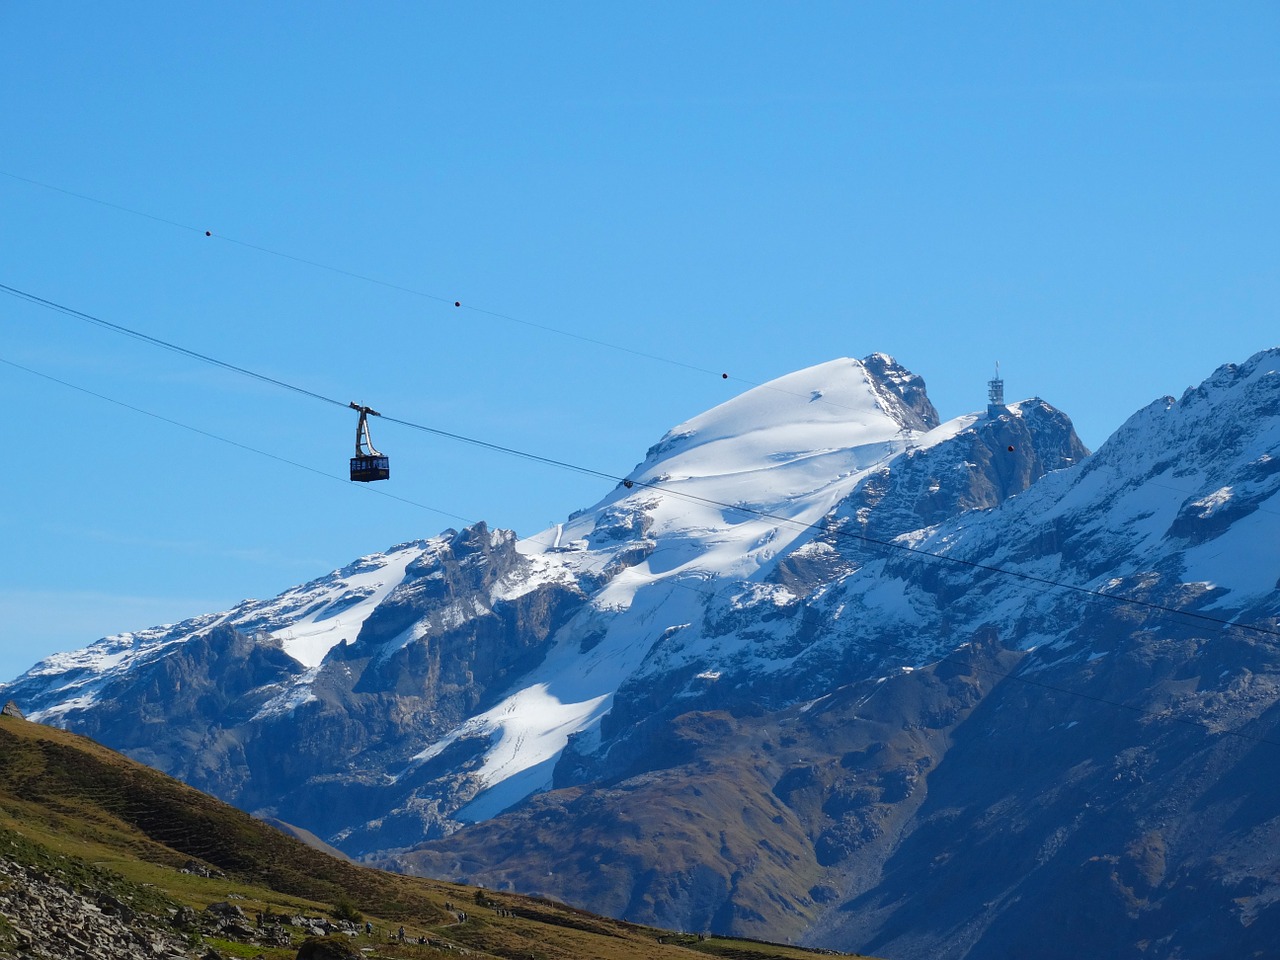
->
left=722, top=373, right=728, bottom=379
left=1007, top=445, right=1015, bottom=452
left=204, top=231, right=211, bottom=237
left=454, top=301, right=461, bottom=307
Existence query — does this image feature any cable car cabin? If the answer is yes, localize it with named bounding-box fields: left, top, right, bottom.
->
left=349, top=402, right=390, bottom=482
left=350, top=454, right=390, bottom=482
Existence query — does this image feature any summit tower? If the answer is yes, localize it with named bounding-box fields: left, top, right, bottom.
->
left=987, top=362, right=1007, bottom=417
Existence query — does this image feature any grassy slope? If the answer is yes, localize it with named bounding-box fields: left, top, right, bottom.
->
left=0, top=715, right=872, bottom=960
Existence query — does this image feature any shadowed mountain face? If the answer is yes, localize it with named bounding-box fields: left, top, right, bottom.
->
left=5, top=350, right=1280, bottom=959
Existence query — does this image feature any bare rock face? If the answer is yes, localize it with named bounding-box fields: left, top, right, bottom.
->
left=1, top=700, right=23, bottom=720
left=861, top=352, right=941, bottom=430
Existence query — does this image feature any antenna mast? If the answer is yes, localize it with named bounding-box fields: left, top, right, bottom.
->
left=987, top=361, right=1005, bottom=416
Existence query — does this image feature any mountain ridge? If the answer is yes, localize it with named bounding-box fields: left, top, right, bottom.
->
left=5, top=348, right=1280, bottom=959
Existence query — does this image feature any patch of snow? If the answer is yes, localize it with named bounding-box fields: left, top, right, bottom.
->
left=1188, top=487, right=1234, bottom=518
left=28, top=692, right=100, bottom=723
left=1182, top=511, right=1280, bottom=604
left=432, top=682, right=613, bottom=822
left=268, top=543, right=423, bottom=667
left=252, top=666, right=322, bottom=720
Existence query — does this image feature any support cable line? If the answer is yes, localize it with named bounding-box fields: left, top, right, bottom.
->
left=220, top=228, right=723, bottom=378
left=0, top=169, right=730, bottom=379
left=0, top=282, right=347, bottom=410
left=0, top=169, right=203, bottom=235
left=0, top=169, right=861, bottom=409
left=3, top=356, right=1279, bottom=750
left=0, top=354, right=472, bottom=526
left=3, top=280, right=1279, bottom=645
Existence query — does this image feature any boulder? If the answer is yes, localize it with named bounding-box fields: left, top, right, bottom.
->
left=205, top=900, right=246, bottom=919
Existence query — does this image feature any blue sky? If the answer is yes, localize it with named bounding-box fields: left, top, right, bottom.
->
left=1, top=3, right=1277, bottom=682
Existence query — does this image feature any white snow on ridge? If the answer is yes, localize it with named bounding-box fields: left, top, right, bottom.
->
left=1182, top=490, right=1280, bottom=604
left=452, top=683, right=613, bottom=822
left=266, top=542, right=424, bottom=668
left=21, top=618, right=222, bottom=723
left=25, top=616, right=219, bottom=679
left=453, top=358, right=934, bottom=815
left=125, top=360, right=921, bottom=815
left=1189, top=487, right=1234, bottom=518
left=529, top=358, right=923, bottom=580
left=27, top=693, right=102, bottom=723
left=430, top=355, right=1130, bottom=819
left=14, top=541, right=438, bottom=722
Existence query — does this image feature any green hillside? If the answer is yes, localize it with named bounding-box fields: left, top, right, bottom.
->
left=0, top=713, right=873, bottom=960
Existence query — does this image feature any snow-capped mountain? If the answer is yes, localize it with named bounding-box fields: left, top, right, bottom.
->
left=2, top=355, right=1076, bottom=838
left=5, top=350, right=1279, bottom=960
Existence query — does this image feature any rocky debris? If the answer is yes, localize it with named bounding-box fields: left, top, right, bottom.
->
left=0, top=854, right=320, bottom=958
left=286, top=916, right=342, bottom=938
left=0, top=856, right=190, bottom=959
left=1, top=701, right=23, bottom=720
left=179, top=861, right=223, bottom=879
left=188, top=902, right=308, bottom=946
left=201, top=901, right=243, bottom=920
left=260, top=925, right=294, bottom=947
left=199, top=901, right=254, bottom=940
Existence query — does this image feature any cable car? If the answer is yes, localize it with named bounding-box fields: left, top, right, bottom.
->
left=349, top=402, right=390, bottom=482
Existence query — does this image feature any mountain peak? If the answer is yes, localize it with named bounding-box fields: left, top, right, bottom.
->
left=628, top=356, right=936, bottom=512
left=861, top=352, right=940, bottom=430
left=644, top=357, right=917, bottom=458
left=543, top=357, right=943, bottom=597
